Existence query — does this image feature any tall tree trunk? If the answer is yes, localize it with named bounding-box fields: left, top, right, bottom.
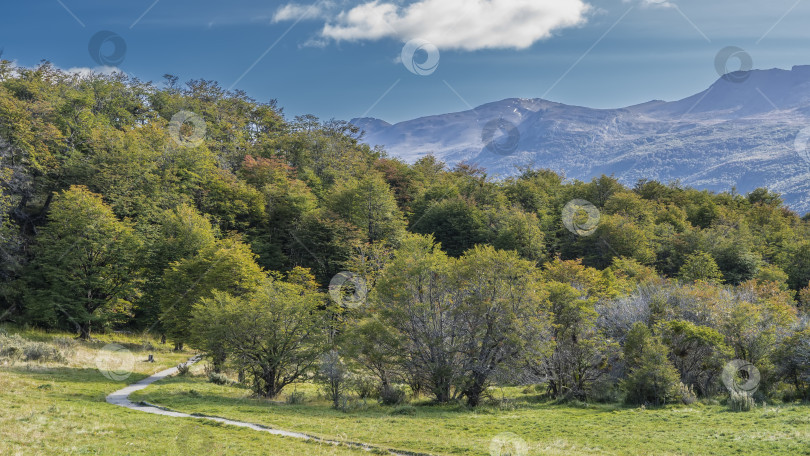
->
left=465, top=372, right=488, bottom=407
left=432, top=372, right=452, bottom=403
left=261, top=367, right=278, bottom=398
left=79, top=321, right=92, bottom=340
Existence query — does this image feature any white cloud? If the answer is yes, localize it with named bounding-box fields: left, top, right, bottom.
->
left=272, top=2, right=333, bottom=23
left=275, top=0, right=590, bottom=51
left=0, top=61, right=121, bottom=80
left=633, top=0, right=674, bottom=8
left=302, top=37, right=330, bottom=48
left=65, top=66, right=124, bottom=78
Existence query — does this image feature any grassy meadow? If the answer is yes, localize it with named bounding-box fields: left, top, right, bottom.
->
left=133, top=375, right=810, bottom=456
left=0, top=326, right=369, bottom=456
left=1, top=326, right=808, bottom=456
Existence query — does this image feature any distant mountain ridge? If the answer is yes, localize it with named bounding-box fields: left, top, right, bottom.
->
left=351, top=65, right=810, bottom=214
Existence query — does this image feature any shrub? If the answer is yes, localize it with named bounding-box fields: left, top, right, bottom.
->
left=379, top=385, right=406, bottom=405
left=285, top=391, right=306, bottom=405
left=728, top=391, right=755, bottom=412
left=776, top=385, right=805, bottom=403
left=208, top=372, right=229, bottom=385
left=700, top=398, right=720, bottom=406
left=349, top=375, right=378, bottom=399
left=773, top=326, right=810, bottom=401
left=0, top=345, right=21, bottom=361
left=317, top=350, right=348, bottom=409
left=52, top=336, right=76, bottom=349
left=177, top=362, right=191, bottom=376
left=23, top=342, right=63, bottom=362
left=337, top=395, right=368, bottom=413
left=0, top=334, right=65, bottom=363
left=488, top=396, right=519, bottom=411
left=52, top=337, right=77, bottom=359
left=389, top=405, right=416, bottom=416
left=590, top=377, right=622, bottom=403
left=677, top=382, right=697, bottom=405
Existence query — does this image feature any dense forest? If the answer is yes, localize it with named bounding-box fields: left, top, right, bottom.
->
left=1, top=61, right=809, bottom=406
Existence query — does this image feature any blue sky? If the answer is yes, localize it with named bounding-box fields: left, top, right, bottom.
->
left=2, top=0, right=809, bottom=123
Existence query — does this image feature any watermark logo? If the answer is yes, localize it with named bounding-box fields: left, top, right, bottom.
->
left=721, top=359, right=760, bottom=395
left=168, top=111, right=207, bottom=147
left=489, top=432, right=528, bottom=456
left=793, top=126, right=810, bottom=165
left=562, top=199, right=600, bottom=236
left=88, top=31, right=127, bottom=67
left=482, top=119, right=520, bottom=156
left=329, top=271, right=368, bottom=309
left=714, top=46, right=752, bottom=83
left=401, top=39, right=440, bottom=76
left=95, top=343, right=135, bottom=381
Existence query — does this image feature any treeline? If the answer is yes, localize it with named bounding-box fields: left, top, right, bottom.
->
left=0, top=62, right=809, bottom=405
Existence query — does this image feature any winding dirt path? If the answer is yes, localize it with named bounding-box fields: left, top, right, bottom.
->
left=105, top=357, right=433, bottom=456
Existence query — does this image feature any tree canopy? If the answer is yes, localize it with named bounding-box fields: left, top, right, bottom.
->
left=1, top=62, right=810, bottom=404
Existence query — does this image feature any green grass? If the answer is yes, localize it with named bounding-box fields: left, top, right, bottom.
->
left=3, top=326, right=810, bottom=455
left=0, top=326, right=369, bottom=455
left=131, top=375, right=810, bottom=456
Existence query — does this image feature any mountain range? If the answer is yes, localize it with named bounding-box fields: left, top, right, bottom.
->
left=351, top=65, right=810, bottom=214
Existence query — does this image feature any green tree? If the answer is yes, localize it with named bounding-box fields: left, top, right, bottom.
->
left=712, top=241, right=761, bottom=285
left=660, top=320, right=731, bottom=396
left=755, top=263, right=790, bottom=290
left=191, top=278, right=330, bottom=397
left=585, top=175, right=624, bottom=207
left=341, top=316, right=403, bottom=391
left=138, top=204, right=219, bottom=330
left=289, top=210, right=364, bottom=286
left=329, top=173, right=406, bottom=244
left=679, top=251, right=723, bottom=284
left=608, top=256, right=659, bottom=294
left=25, top=186, right=142, bottom=339
left=159, top=237, right=264, bottom=349
left=372, top=234, right=461, bottom=402
left=773, top=325, right=810, bottom=400
left=85, top=124, right=169, bottom=222
left=410, top=197, right=488, bottom=257
left=622, top=323, right=681, bottom=405
left=453, top=245, right=549, bottom=406
left=684, top=191, right=720, bottom=229
left=532, top=281, right=617, bottom=399
left=199, top=168, right=266, bottom=232
left=0, top=166, right=21, bottom=316
left=786, top=241, right=810, bottom=291
left=149, top=204, right=218, bottom=268
left=503, top=168, right=564, bottom=217
left=579, top=214, right=655, bottom=268
left=487, top=206, right=546, bottom=263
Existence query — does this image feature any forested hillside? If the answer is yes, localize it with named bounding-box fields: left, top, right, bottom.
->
left=1, top=62, right=810, bottom=405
